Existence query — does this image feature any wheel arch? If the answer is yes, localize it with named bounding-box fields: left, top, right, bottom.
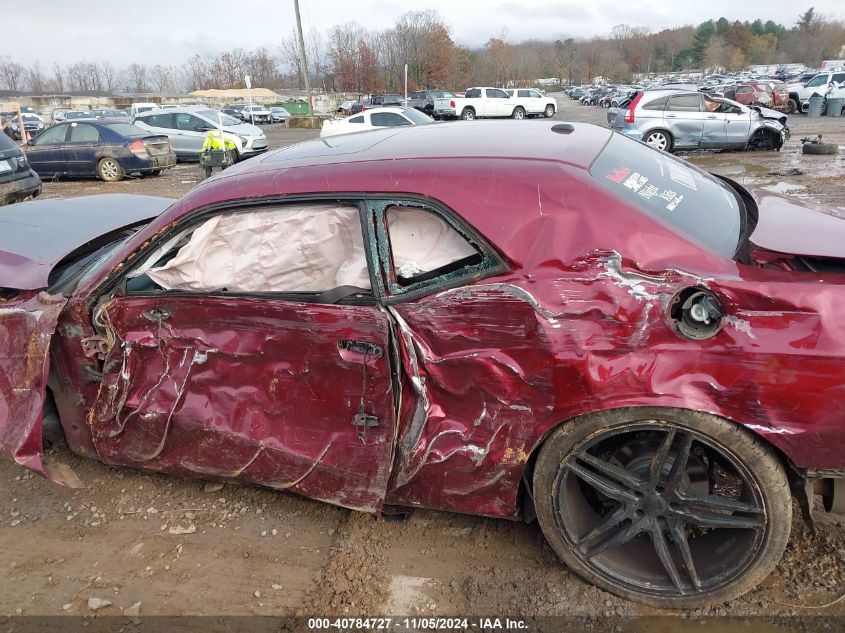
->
left=517, top=404, right=799, bottom=521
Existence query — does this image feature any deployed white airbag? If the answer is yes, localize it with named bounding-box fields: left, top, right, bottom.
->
left=386, top=206, right=478, bottom=279
left=147, top=205, right=371, bottom=292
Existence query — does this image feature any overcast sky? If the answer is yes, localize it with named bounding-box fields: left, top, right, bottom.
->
left=6, top=0, right=844, bottom=68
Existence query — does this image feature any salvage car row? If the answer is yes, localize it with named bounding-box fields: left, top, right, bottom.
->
left=0, top=104, right=271, bottom=192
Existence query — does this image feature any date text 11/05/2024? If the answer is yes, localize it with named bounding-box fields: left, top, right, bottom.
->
left=307, top=617, right=528, bottom=630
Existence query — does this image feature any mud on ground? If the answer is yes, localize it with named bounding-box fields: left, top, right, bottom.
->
left=2, top=96, right=844, bottom=621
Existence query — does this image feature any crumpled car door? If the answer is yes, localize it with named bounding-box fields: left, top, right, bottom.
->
left=0, top=291, right=70, bottom=483
left=87, top=294, right=396, bottom=512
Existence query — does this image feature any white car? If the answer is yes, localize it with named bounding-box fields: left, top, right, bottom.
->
left=240, top=105, right=272, bottom=124
left=320, top=107, right=434, bottom=138
left=505, top=88, right=557, bottom=117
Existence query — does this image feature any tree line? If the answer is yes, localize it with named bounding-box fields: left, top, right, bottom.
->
left=1, top=8, right=843, bottom=95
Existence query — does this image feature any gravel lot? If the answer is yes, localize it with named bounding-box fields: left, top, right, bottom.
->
left=2, top=95, right=844, bottom=623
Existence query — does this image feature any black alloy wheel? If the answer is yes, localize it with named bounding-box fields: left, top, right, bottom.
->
left=534, top=409, right=791, bottom=608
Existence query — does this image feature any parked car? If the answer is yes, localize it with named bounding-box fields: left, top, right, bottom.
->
left=336, top=100, right=357, bottom=115
left=91, top=109, right=130, bottom=121
left=409, top=90, right=455, bottom=116
left=2, top=121, right=844, bottom=610
left=240, top=104, right=272, bottom=124
left=607, top=90, right=787, bottom=152
left=4, top=113, right=45, bottom=140
left=433, top=87, right=526, bottom=120
left=722, top=82, right=789, bottom=111
left=504, top=88, right=557, bottom=117
left=221, top=108, right=243, bottom=120
left=133, top=107, right=268, bottom=161
left=51, top=108, right=70, bottom=123
left=0, top=130, right=41, bottom=205
left=25, top=120, right=176, bottom=181
left=268, top=106, right=291, bottom=123
left=64, top=111, right=94, bottom=121
left=129, top=102, right=159, bottom=117
left=320, top=107, right=434, bottom=137
left=790, top=71, right=845, bottom=113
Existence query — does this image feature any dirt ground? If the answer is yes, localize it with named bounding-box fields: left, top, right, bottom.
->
left=2, top=96, right=844, bottom=624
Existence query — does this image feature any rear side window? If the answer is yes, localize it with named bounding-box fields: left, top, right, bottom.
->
left=68, top=124, right=100, bottom=143
left=465, top=89, right=481, bottom=98
left=834, top=73, right=845, bottom=84
left=642, top=96, right=668, bottom=111
left=142, top=113, right=174, bottom=129
left=667, top=94, right=702, bottom=112
left=591, top=134, right=742, bottom=258
left=349, top=115, right=364, bottom=123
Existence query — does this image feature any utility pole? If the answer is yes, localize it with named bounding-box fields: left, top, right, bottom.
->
left=293, top=0, right=312, bottom=111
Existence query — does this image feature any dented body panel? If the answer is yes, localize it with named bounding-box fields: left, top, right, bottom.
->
left=0, top=292, right=67, bottom=480
left=2, top=121, right=845, bottom=520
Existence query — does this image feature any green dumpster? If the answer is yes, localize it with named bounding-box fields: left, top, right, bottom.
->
left=279, top=101, right=311, bottom=116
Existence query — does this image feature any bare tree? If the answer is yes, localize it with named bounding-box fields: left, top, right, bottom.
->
left=0, top=57, right=25, bottom=91
left=52, top=63, right=65, bottom=92
left=28, top=62, right=46, bottom=93
left=125, top=63, right=150, bottom=92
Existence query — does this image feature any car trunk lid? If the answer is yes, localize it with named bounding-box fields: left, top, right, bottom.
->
left=141, top=135, right=172, bottom=156
left=749, top=187, right=845, bottom=258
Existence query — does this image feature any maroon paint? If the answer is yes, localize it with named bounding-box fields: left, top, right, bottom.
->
left=0, top=291, right=68, bottom=481
left=2, top=122, right=845, bottom=519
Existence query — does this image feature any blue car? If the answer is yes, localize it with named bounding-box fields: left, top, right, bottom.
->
left=25, top=120, right=176, bottom=181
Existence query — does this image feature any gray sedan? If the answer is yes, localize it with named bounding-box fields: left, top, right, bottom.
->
left=607, top=89, right=788, bottom=153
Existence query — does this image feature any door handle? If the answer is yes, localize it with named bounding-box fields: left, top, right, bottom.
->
left=665, top=114, right=677, bottom=118
left=707, top=115, right=718, bottom=119
left=338, top=340, right=383, bottom=358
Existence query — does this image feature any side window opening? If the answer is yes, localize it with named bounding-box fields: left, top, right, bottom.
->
left=380, top=205, right=487, bottom=291
left=124, top=204, right=371, bottom=296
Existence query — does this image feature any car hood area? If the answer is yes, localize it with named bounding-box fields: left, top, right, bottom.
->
left=749, top=187, right=845, bottom=259
left=0, top=194, right=172, bottom=291
left=0, top=194, right=172, bottom=482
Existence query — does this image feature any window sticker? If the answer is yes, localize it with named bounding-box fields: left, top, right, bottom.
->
left=623, top=172, right=649, bottom=192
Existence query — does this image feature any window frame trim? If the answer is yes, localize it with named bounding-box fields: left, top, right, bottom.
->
left=88, top=195, right=384, bottom=308
left=364, top=195, right=509, bottom=305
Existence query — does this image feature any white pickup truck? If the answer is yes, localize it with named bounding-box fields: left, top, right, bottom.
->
left=789, top=70, right=845, bottom=112
left=434, top=87, right=535, bottom=120
left=505, top=88, right=557, bottom=117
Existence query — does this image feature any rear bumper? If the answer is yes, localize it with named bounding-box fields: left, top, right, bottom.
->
left=433, top=108, right=457, bottom=117
left=120, top=151, right=177, bottom=173
left=0, top=171, right=42, bottom=205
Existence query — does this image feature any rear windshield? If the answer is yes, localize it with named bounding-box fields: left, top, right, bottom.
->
left=102, top=123, right=149, bottom=137
left=590, top=134, right=743, bottom=258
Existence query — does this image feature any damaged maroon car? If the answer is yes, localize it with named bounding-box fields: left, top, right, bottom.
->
left=2, top=121, right=844, bottom=608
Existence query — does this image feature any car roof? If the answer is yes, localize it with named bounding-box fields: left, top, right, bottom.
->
left=255, top=120, right=608, bottom=170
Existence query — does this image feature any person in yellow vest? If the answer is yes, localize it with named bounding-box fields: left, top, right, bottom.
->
left=199, top=130, right=237, bottom=177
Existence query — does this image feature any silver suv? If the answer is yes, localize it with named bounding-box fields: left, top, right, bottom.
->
left=133, top=106, right=268, bottom=160
left=607, top=89, right=787, bottom=153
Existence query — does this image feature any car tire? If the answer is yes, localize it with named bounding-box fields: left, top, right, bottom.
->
left=644, top=130, right=673, bottom=152
left=533, top=407, right=792, bottom=609
left=544, top=104, right=555, bottom=118
left=803, top=141, right=838, bottom=155
left=150, top=169, right=162, bottom=176
left=97, top=157, right=124, bottom=182
left=461, top=108, right=476, bottom=121
left=787, top=99, right=800, bottom=114
left=512, top=107, right=526, bottom=120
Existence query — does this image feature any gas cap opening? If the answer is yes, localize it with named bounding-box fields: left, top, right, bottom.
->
left=670, top=287, right=724, bottom=340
